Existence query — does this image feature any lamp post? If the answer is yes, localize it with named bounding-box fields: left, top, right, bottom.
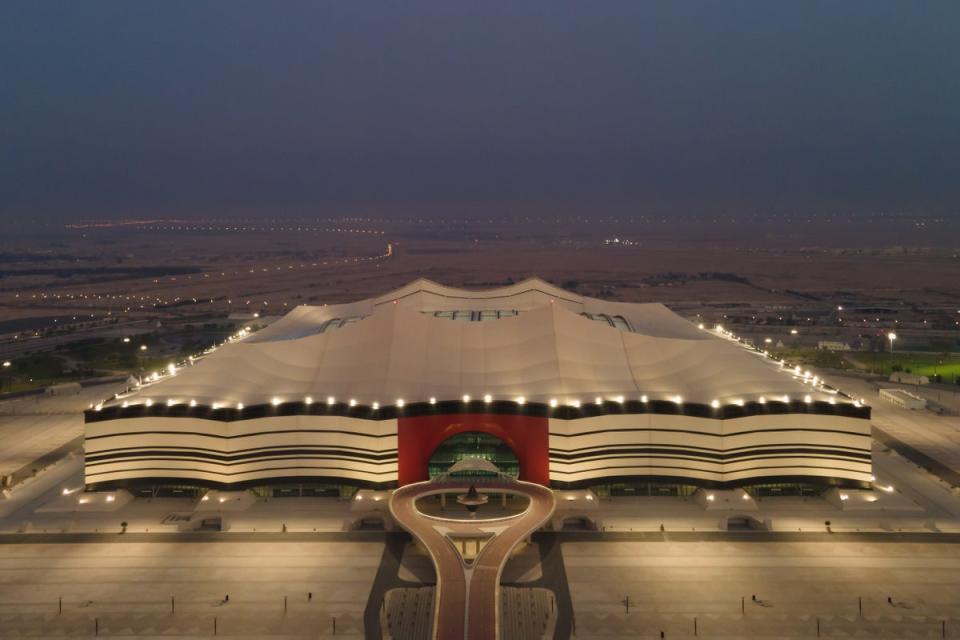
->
left=887, top=332, right=897, bottom=373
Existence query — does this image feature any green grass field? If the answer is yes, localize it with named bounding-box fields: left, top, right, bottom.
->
left=852, top=351, right=960, bottom=380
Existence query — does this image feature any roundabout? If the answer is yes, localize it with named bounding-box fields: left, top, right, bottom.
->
left=388, top=459, right=556, bottom=640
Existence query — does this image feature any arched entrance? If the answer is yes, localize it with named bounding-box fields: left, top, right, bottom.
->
left=427, top=431, right=519, bottom=479
left=396, top=412, right=550, bottom=486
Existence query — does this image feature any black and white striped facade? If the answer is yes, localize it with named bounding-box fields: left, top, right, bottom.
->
left=84, top=279, right=873, bottom=489
left=85, top=399, right=871, bottom=489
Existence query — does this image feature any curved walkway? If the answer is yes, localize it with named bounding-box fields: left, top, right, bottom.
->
left=389, top=480, right=555, bottom=640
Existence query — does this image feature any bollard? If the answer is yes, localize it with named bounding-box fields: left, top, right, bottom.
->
left=171, top=596, right=175, bottom=613
left=58, top=596, right=62, bottom=615
left=741, top=596, right=745, bottom=615
left=943, top=619, right=946, bottom=639
left=284, top=595, right=287, bottom=613
left=95, top=618, right=99, bottom=636
left=816, top=616, right=820, bottom=637
left=332, top=616, right=336, bottom=635
left=694, top=616, right=698, bottom=636
left=214, top=616, right=217, bottom=636
left=858, top=596, right=862, bottom=617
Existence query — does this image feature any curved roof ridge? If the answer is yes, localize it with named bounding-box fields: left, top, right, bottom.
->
left=374, top=276, right=583, bottom=305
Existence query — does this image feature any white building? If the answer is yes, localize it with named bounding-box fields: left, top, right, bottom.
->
left=879, top=388, right=927, bottom=410
left=818, top=341, right=851, bottom=351
left=84, top=279, right=872, bottom=492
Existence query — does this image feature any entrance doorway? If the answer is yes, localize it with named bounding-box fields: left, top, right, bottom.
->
left=427, top=431, right=519, bottom=479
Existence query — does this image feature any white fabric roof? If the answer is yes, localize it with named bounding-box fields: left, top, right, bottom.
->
left=125, top=278, right=829, bottom=407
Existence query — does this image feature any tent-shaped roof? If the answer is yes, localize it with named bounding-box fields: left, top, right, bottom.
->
left=118, top=278, right=832, bottom=408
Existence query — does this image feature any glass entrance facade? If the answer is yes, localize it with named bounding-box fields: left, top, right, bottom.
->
left=427, top=431, right=520, bottom=479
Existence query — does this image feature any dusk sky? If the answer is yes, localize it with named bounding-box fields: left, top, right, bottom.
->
left=2, top=1, right=959, bottom=221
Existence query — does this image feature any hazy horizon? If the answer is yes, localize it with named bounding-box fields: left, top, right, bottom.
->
left=2, top=1, right=959, bottom=222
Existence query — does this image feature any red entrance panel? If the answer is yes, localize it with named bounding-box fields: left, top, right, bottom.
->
left=397, top=413, right=550, bottom=486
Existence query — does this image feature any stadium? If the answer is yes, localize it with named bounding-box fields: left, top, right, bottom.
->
left=84, top=279, right=872, bottom=497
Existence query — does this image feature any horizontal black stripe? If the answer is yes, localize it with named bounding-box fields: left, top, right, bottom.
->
left=85, top=428, right=397, bottom=442
left=86, top=452, right=398, bottom=467
left=85, top=464, right=398, bottom=479
left=85, top=398, right=871, bottom=424
left=548, top=446, right=870, bottom=463
left=550, top=426, right=870, bottom=439
left=552, top=442, right=869, bottom=456
left=549, top=462, right=870, bottom=477
left=86, top=443, right=398, bottom=458
left=549, top=453, right=869, bottom=469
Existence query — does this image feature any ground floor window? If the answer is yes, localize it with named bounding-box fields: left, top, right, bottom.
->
left=590, top=482, right=698, bottom=498
left=746, top=483, right=825, bottom=498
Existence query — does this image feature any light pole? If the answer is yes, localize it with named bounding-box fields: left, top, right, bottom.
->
left=887, top=332, right=897, bottom=373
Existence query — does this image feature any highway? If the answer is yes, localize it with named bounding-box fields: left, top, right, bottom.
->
left=389, top=480, right=556, bottom=640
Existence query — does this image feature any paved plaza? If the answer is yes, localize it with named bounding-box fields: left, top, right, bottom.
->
left=564, top=538, right=960, bottom=638
left=0, top=540, right=380, bottom=638
left=0, top=384, right=122, bottom=482
left=2, top=376, right=960, bottom=637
